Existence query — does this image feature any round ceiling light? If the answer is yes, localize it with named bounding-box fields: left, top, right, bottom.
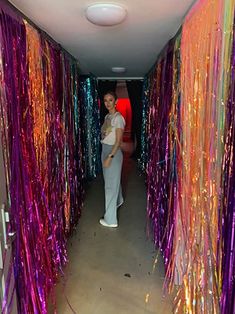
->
left=111, top=67, right=126, bottom=73
left=85, top=4, right=127, bottom=26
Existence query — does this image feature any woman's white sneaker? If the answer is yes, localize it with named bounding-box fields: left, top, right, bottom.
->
left=99, top=218, right=118, bottom=228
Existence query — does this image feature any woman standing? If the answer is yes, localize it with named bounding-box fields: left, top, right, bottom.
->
left=100, top=91, right=125, bottom=228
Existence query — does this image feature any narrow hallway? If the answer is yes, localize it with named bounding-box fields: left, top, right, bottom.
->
left=54, top=142, right=172, bottom=314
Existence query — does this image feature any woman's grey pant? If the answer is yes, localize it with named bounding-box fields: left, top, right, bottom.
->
left=102, top=144, right=123, bottom=225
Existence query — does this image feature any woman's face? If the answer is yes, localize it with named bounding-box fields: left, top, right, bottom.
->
left=104, top=93, right=117, bottom=111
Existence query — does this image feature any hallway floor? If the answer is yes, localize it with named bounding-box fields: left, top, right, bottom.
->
left=53, top=142, right=173, bottom=314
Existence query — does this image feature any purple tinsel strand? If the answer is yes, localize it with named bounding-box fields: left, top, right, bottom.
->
left=220, top=15, right=235, bottom=314
left=0, top=5, right=85, bottom=312
left=62, top=53, right=84, bottom=232
left=146, top=43, right=176, bottom=269
left=0, top=11, right=31, bottom=313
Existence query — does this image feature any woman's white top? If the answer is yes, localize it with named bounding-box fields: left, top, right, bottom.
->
left=101, top=112, right=125, bottom=145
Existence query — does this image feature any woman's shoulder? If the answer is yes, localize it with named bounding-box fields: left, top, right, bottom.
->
left=112, top=111, right=125, bottom=127
left=112, top=112, right=124, bottom=123
left=115, top=111, right=125, bottom=120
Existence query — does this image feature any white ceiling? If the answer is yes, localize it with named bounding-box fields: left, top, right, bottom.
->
left=9, top=0, right=196, bottom=78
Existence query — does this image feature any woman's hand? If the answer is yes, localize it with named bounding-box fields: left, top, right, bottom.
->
left=103, top=157, right=112, bottom=168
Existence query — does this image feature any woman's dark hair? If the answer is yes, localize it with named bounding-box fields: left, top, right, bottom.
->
left=103, top=90, right=118, bottom=101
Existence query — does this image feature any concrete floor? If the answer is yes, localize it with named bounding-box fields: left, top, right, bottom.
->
left=53, top=142, right=173, bottom=314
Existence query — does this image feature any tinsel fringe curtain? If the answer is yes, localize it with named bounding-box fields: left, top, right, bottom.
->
left=140, top=0, right=235, bottom=313
left=79, top=76, right=101, bottom=180
left=0, top=3, right=100, bottom=313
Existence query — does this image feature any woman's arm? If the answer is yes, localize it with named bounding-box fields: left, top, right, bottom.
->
left=103, top=128, right=124, bottom=168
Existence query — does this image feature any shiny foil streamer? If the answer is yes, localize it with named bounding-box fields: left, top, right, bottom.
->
left=220, top=10, right=235, bottom=314
left=172, top=0, right=235, bottom=313
left=0, top=12, right=45, bottom=313
left=79, top=76, right=101, bottom=180
left=143, top=0, right=235, bottom=313
left=139, top=75, right=151, bottom=173
left=0, top=10, right=15, bottom=313
left=164, top=33, right=182, bottom=291
left=25, top=22, right=47, bottom=178
left=61, top=53, right=84, bottom=233
left=0, top=4, right=85, bottom=312
left=40, top=37, right=67, bottom=279
left=146, top=40, right=177, bottom=270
